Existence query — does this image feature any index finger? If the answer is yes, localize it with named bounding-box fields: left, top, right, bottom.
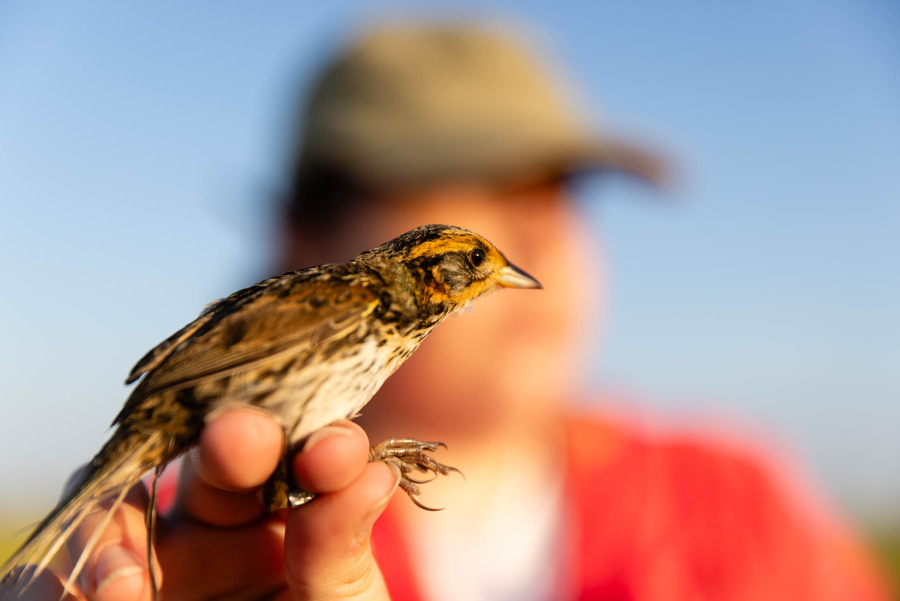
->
left=171, top=408, right=284, bottom=527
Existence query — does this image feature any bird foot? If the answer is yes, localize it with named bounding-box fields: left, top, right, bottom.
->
left=369, top=437, right=463, bottom=511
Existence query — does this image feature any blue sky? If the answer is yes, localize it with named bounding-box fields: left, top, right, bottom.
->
left=0, top=1, right=897, bottom=523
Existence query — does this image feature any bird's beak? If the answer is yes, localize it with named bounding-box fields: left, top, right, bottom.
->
left=497, top=263, right=543, bottom=289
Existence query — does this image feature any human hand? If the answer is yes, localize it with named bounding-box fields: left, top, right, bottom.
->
left=0, top=410, right=399, bottom=601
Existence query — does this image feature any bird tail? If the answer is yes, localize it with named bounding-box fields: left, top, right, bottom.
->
left=0, top=430, right=162, bottom=594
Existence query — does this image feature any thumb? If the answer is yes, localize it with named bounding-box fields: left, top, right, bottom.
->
left=284, top=460, right=400, bottom=601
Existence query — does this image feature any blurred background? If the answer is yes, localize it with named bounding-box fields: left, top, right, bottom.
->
left=1, top=0, right=898, bottom=587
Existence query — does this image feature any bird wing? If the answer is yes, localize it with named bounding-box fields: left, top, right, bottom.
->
left=123, top=277, right=379, bottom=401
left=125, top=272, right=290, bottom=384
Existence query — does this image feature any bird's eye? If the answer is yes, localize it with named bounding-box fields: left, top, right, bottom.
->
left=469, top=248, right=486, bottom=267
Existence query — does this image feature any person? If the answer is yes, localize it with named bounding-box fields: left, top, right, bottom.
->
left=2, top=23, right=889, bottom=601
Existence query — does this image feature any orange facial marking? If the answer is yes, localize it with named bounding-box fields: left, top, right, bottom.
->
left=407, top=234, right=482, bottom=260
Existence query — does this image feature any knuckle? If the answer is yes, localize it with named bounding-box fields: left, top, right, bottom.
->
left=286, top=549, right=382, bottom=601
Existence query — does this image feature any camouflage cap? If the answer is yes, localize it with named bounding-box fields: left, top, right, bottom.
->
left=295, top=24, right=670, bottom=190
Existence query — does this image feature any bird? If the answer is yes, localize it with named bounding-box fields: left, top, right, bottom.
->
left=0, top=223, right=541, bottom=596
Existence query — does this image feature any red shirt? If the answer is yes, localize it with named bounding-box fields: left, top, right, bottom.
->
left=372, top=415, right=890, bottom=600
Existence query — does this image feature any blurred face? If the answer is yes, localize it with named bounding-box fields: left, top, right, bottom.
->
left=284, top=180, right=604, bottom=437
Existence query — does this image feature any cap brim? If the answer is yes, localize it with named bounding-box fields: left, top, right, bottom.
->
left=571, top=136, right=677, bottom=189
left=307, top=127, right=677, bottom=193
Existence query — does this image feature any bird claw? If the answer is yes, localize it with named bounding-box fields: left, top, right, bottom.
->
left=369, top=437, right=462, bottom=510
left=409, top=494, right=443, bottom=512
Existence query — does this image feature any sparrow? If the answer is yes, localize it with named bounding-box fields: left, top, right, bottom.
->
left=1, top=223, right=541, bottom=596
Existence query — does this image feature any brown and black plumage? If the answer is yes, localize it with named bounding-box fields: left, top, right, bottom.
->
left=1, top=223, right=541, bottom=595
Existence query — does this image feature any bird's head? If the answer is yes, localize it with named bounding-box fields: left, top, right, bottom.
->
left=363, top=224, right=542, bottom=317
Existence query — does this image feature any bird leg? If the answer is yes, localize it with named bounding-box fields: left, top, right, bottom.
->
left=369, top=438, right=463, bottom=511
left=261, top=434, right=317, bottom=510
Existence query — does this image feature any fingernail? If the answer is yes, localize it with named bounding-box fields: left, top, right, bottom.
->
left=356, top=462, right=401, bottom=538
left=301, top=424, right=354, bottom=453
left=92, top=545, right=145, bottom=596
left=377, top=462, right=402, bottom=507
left=204, top=404, right=271, bottom=425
